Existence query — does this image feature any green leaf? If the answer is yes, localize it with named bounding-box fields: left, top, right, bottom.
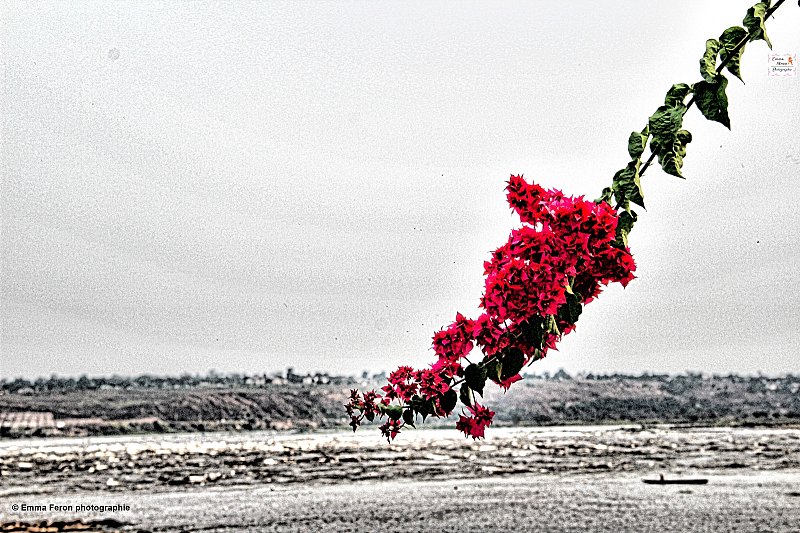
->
left=557, top=291, right=583, bottom=325
left=439, top=388, right=457, bottom=414
left=700, top=39, right=721, bottom=83
left=517, top=317, right=545, bottom=351
left=402, top=408, right=415, bottom=427
left=743, top=2, right=772, bottom=49
left=594, top=187, right=613, bottom=205
left=410, top=394, right=432, bottom=421
left=676, top=130, right=692, bottom=154
left=459, top=384, right=474, bottom=407
left=382, top=404, right=403, bottom=421
left=719, top=26, right=748, bottom=82
left=612, top=160, right=645, bottom=209
left=615, top=210, right=638, bottom=248
left=464, top=363, right=488, bottom=396
left=648, top=103, right=692, bottom=178
left=483, top=357, right=501, bottom=383
left=656, top=129, right=692, bottom=179
left=648, top=104, right=686, bottom=154
left=545, top=315, right=560, bottom=336
left=693, top=76, right=731, bottom=129
left=657, top=151, right=684, bottom=179
left=500, top=348, right=525, bottom=381
left=627, top=130, right=648, bottom=160
left=664, top=84, right=691, bottom=108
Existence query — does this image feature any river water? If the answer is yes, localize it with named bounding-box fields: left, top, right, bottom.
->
left=2, top=425, right=799, bottom=531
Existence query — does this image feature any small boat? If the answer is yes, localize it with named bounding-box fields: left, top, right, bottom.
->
left=643, top=474, right=708, bottom=485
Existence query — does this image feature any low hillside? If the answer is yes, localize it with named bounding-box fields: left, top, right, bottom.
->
left=1, top=374, right=798, bottom=438
left=488, top=374, right=800, bottom=426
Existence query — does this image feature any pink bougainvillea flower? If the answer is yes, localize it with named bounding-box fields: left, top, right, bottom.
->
left=456, top=403, right=496, bottom=439
left=432, top=313, right=475, bottom=360
left=384, top=366, right=419, bottom=402
left=414, top=368, right=450, bottom=400
left=379, top=418, right=402, bottom=442
left=498, top=374, right=522, bottom=391
left=346, top=175, right=637, bottom=441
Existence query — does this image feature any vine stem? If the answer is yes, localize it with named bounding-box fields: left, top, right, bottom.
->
left=620, top=0, right=787, bottom=206
left=450, top=0, right=790, bottom=401
left=387, top=1, right=790, bottom=418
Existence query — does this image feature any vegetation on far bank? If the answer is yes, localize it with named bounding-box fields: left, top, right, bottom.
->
left=1, top=371, right=798, bottom=439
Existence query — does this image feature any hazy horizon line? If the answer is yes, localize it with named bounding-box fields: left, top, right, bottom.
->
left=3, top=368, right=797, bottom=383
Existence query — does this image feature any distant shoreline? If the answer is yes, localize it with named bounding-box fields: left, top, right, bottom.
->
left=2, top=373, right=799, bottom=440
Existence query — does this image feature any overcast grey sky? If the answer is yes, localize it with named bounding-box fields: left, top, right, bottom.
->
left=2, top=1, right=799, bottom=379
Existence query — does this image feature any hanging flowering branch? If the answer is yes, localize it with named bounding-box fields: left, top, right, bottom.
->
left=345, top=0, right=789, bottom=442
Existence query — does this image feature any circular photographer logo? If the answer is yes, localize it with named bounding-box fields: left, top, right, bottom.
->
left=768, top=53, right=796, bottom=77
